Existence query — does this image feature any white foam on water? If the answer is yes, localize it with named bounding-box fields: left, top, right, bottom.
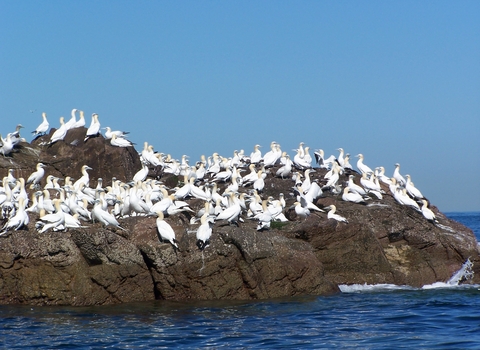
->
left=338, top=283, right=414, bottom=293
left=422, top=257, right=476, bottom=290
left=339, top=258, right=479, bottom=293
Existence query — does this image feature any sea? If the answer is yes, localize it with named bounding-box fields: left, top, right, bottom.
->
left=1, top=212, right=479, bottom=349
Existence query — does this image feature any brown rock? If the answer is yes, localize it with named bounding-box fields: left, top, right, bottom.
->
left=0, top=136, right=478, bottom=306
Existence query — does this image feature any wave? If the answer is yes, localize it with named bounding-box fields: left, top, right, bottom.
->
left=340, top=258, right=479, bottom=293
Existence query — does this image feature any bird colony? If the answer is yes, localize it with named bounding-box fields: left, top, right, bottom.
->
left=0, top=110, right=439, bottom=250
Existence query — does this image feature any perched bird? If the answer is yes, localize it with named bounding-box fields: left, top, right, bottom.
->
left=155, top=211, right=178, bottom=249
left=0, top=197, right=29, bottom=235
left=356, top=154, right=374, bottom=175
left=325, top=204, right=348, bottom=223
left=421, top=200, right=439, bottom=224
left=48, top=117, right=68, bottom=145
left=104, top=127, right=130, bottom=140
left=84, top=113, right=101, bottom=141
left=71, top=110, right=86, bottom=129
left=393, top=163, right=406, bottom=186
left=110, top=134, right=134, bottom=148
left=32, top=112, right=49, bottom=136
left=196, top=212, right=214, bottom=250
left=26, top=163, right=46, bottom=189
left=342, top=187, right=368, bottom=204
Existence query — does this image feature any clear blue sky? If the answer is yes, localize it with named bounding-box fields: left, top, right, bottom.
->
left=1, top=1, right=479, bottom=212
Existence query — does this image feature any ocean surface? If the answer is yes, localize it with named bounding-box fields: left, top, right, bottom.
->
left=1, top=212, right=479, bottom=349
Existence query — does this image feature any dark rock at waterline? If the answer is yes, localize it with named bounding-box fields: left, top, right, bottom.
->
left=0, top=133, right=478, bottom=305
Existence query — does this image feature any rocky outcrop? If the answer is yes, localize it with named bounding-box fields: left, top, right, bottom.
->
left=0, top=133, right=478, bottom=305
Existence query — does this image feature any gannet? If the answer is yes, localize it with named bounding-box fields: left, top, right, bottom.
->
left=110, top=134, right=134, bottom=148
left=7, top=124, right=24, bottom=146
left=84, top=113, right=101, bottom=141
left=253, top=170, right=265, bottom=192
left=343, top=154, right=353, bottom=171
left=155, top=211, right=178, bottom=248
left=314, top=149, right=336, bottom=169
left=342, top=187, right=367, bottom=204
left=36, top=199, right=65, bottom=233
left=263, top=142, right=281, bottom=167
left=293, top=147, right=311, bottom=169
left=0, top=197, right=29, bottom=235
left=405, top=174, right=424, bottom=199
left=196, top=212, right=214, bottom=250
left=376, top=166, right=392, bottom=185
left=73, top=165, right=93, bottom=190
left=301, top=169, right=314, bottom=193
left=250, top=144, right=262, bottom=164
left=356, top=154, right=374, bottom=175
left=254, top=199, right=273, bottom=231
left=104, top=126, right=130, bottom=140
left=216, top=192, right=242, bottom=226
left=421, top=200, right=438, bottom=224
left=293, top=200, right=310, bottom=219
left=0, top=134, right=15, bottom=156
left=325, top=204, right=348, bottom=223
left=393, top=188, right=420, bottom=211
left=347, top=175, right=367, bottom=196
left=92, top=198, right=125, bottom=229
left=64, top=109, right=78, bottom=130
left=393, top=163, right=406, bottom=186
left=133, top=163, right=149, bottom=183
left=275, top=154, right=292, bottom=179
left=71, top=110, right=86, bottom=128
left=32, top=112, right=49, bottom=136
left=336, top=148, right=345, bottom=167
left=360, top=172, right=382, bottom=193
left=48, top=117, right=67, bottom=145
left=27, top=163, right=46, bottom=189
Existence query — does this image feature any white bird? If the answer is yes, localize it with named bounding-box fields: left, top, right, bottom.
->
left=71, top=110, right=86, bottom=129
left=36, top=199, right=65, bottom=233
left=133, top=163, right=149, bottom=182
left=421, top=200, right=438, bottom=224
left=293, top=201, right=310, bottom=219
left=336, top=148, right=345, bottom=167
left=32, top=112, right=49, bottom=136
left=325, top=204, right=348, bottom=223
left=216, top=192, right=242, bottom=226
left=110, top=134, right=134, bottom=148
left=347, top=175, right=367, bottom=196
left=394, top=188, right=420, bottom=211
left=356, top=154, right=374, bottom=175
left=276, top=154, right=292, bottom=179
left=376, top=166, right=392, bottom=185
left=393, top=163, right=406, bottom=186
left=342, top=187, right=367, bottom=204
left=196, top=212, right=214, bottom=250
left=0, top=197, right=29, bottom=235
left=84, top=113, right=101, bottom=141
left=250, top=144, right=262, bottom=164
left=405, top=174, right=424, bottom=199
left=0, top=134, right=15, bottom=156
left=92, top=199, right=125, bottom=230
left=155, top=211, right=178, bottom=249
left=253, top=170, right=265, bottom=192
left=64, top=109, right=78, bottom=130
left=48, top=117, right=68, bottom=145
left=26, top=163, right=46, bottom=189
left=104, top=126, right=130, bottom=140
left=73, top=165, right=93, bottom=190
left=263, top=142, right=281, bottom=167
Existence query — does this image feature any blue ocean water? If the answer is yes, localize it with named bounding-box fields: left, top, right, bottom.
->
left=1, top=212, right=479, bottom=349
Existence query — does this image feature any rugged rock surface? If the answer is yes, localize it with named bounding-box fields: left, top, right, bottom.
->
left=0, top=131, right=478, bottom=305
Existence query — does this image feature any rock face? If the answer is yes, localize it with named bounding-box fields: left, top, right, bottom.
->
left=0, top=133, right=478, bottom=306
